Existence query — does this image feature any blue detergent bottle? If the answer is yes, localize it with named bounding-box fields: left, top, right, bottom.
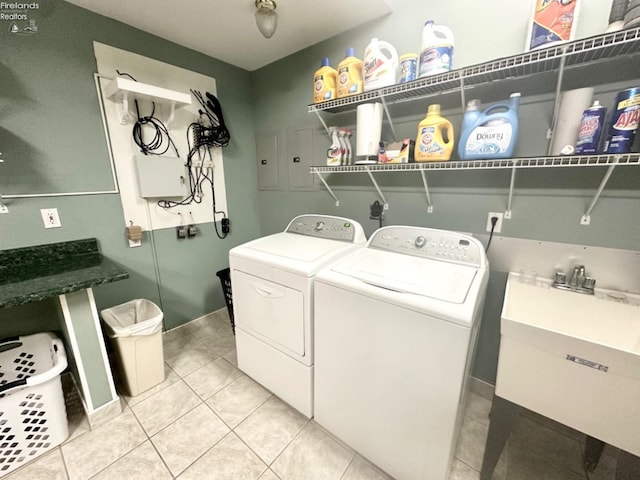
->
left=459, top=93, right=521, bottom=160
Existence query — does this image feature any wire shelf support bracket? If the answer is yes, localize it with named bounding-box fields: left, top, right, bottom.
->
left=580, top=158, right=619, bottom=225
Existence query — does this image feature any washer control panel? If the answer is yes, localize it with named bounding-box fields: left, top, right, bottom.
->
left=286, top=215, right=366, bottom=243
left=368, top=226, right=484, bottom=267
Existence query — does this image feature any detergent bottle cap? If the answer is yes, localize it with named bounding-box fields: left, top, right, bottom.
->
left=427, top=104, right=441, bottom=115
left=321, top=57, right=331, bottom=67
left=425, top=20, right=434, bottom=26
left=466, top=99, right=481, bottom=110
left=345, top=47, right=356, bottom=58
left=592, top=100, right=601, bottom=107
left=510, top=92, right=522, bottom=98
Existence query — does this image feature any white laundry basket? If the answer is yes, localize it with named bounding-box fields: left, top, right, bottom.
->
left=101, top=299, right=165, bottom=397
left=0, top=332, right=68, bottom=477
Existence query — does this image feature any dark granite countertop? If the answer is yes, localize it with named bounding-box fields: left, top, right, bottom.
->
left=0, top=238, right=129, bottom=309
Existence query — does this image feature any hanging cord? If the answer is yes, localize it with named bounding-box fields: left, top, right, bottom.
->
left=157, top=123, right=210, bottom=208
left=201, top=153, right=228, bottom=240
left=132, top=100, right=180, bottom=157
left=190, top=90, right=231, bottom=147
left=115, top=70, right=180, bottom=157
left=486, top=216, right=498, bottom=252
left=157, top=124, right=230, bottom=239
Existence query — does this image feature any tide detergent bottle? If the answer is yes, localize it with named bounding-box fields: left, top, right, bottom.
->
left=313, top=58, right=337, bottom=103
left=459, top=93, right=521, bottom=160
left=414, top=104, right=455, bottom=161
left=363, top=38, right=398, bottom=91
left=337, top=48, right=364, bottom=98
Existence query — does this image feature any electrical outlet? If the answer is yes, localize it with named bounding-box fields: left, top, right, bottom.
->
left=187, top=224, right=198, bottom=237
left=221, top=217, right=230, bottom=234
left=41, top=208, right=61, bottom=228
left=486, top=212, right=503, bottom=233
left=176, top=226, right=187, bottom=239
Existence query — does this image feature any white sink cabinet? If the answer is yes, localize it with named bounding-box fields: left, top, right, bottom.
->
left=481, top=273, right=640, bottom=479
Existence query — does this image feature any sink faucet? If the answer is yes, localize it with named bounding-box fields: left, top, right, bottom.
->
left=553, top=265, right=595, bottom=295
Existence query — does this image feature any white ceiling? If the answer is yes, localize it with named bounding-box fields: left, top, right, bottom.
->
left=65, top=0, right=394, bottom=71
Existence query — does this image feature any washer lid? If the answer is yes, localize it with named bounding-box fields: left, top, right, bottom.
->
left=332, top=248, right=478, bottom=304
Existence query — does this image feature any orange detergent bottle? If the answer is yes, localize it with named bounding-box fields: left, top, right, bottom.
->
left=313, top=57, right=337, bottom=103
left=337, top=48, right=364, bottom=98
left=414, top=104, right=454, bottom=161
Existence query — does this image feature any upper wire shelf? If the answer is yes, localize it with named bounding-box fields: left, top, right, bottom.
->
left=308, top=27, right=640, bottom=114
left=309, top=154, right=640, bottom=174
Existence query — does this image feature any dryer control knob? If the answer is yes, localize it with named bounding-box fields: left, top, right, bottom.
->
left=315, top=221, right=325, bottom=231
left=415, top=236, right=426, bottom=248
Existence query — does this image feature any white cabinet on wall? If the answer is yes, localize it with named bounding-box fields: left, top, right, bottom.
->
left=307, top=28, right=640, bottom=224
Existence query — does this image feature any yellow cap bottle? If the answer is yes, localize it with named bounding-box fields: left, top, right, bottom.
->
left=314, top=58, right=337, bottom=103
left=414, top=104, right=455, bottom=161
left=337, top=48, right=364, bottom=98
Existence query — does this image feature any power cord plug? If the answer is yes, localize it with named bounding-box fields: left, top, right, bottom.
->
left=370, top=200, right=384, bottom=229
left=370, top=200, right=384, bottom=220
left=486, top=215, right=499, bottom=252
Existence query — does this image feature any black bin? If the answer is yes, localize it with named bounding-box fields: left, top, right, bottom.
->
left=216, top=267, right=235, bottom=334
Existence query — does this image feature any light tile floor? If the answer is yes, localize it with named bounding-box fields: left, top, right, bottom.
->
left=6, top=310, right=622, bottom=480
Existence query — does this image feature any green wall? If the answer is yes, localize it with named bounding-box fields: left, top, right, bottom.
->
left=248, top=0, right=640, bottom=383
left=1, top=1, right=639, bottom=386
left=0, top=2, right=261, bottom=332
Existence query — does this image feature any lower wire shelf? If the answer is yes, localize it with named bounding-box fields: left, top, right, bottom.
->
left=309, top=153, right=640, bottom=223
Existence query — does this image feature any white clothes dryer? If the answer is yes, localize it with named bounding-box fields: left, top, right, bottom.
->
left=314, top=226, right=489, bottom=480
left=229, top=214, right=366, bottom=418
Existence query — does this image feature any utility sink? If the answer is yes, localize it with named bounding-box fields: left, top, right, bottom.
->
left=495, top=273, right=640, bottom=456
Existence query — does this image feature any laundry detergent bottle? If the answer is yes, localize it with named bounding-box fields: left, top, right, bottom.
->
left=459, top=93, right=521, bottom=160
left=414, top=104, right=455, bottom=161
left=313, top=57, right=337, bottom=103
left=457, top=99, right=481, bottom=158
left=363, top=38, right=398, bottom=91
left=337, top=48, right=364, bottom=98
left=418, top=20, right=455, bottom=78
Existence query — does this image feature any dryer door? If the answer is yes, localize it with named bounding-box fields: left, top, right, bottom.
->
left=233, top=271, right=305, bottom=357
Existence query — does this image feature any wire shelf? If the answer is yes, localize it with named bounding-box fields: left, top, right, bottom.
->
left=310, top=154, right=640, bottom=174
left=308, top=27, right=640, bottom=114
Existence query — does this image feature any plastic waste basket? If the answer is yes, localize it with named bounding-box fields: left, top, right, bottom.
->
left=101, top=299, right=165, bottom=396
left=216, top=267, right=235, bottom=334
left=0, top=332, right=68, bottom=476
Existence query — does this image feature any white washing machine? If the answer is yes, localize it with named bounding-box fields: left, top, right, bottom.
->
left=314, top=226, right=489, bottom=480
left=229, top=214, right=366, bottom=418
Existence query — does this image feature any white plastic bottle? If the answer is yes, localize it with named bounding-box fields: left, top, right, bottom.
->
left=337, top=129, right=348, bottom=165
left=327, top=127, right=342, bottom=166
left=363, top=38, right=399, bottom=91
left=418, top=20, right=454, bottom=78
left=344, top=129, right=353, bottom=165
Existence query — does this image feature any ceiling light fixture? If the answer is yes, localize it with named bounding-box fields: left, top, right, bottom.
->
left=255, top=0, right=277, bottom=39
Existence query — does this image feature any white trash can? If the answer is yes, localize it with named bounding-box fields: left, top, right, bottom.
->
left=101, top=299, right=165, bottom=397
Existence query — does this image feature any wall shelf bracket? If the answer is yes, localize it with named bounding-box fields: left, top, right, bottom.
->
left=380, top=96, right=397, bottom=141
left=580, top=159, right=618, bottom=225
left=313, top=169, right=340, bottom=206
left=165, top=101, right=177, bottom=128
left=420, top=170, right=434, bottom=213
left=115, top=91, right=133, bottom=125
left=505, top=161, right=518, bottom=219
left=314, top=110, right=331, bottom=135
left=547, top=46, right=568, bottom=155
left=365, top=167, right=388, bottom=209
